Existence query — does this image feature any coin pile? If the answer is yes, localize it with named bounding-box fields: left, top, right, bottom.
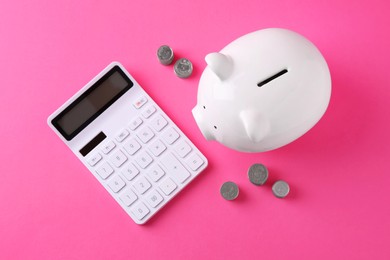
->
left=220, top=181, right=239, bottom=201
left=272, top=180, right=290, bottom=198
left=220, top=163, right=290, bottom=200
left=157, top=45, right=193, bottom=78
left=157, top=45, right=174, bottom=65
left=174, top=58, right=193, bottom=78
left=248, top=163, right=268, bottom=186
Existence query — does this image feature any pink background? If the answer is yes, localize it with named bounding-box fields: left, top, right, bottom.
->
left=1, top=0, right=389, bottom=259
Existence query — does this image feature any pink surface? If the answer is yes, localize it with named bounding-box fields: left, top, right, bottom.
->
left=1, top=0, right=389, bottom=259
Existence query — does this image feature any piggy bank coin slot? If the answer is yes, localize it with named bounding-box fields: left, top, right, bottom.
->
left=257, top=69, right=288, bottom=87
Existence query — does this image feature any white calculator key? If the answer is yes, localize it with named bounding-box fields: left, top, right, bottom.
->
left=146, top=190, right=164, bottom=208
left=110, top=150, right=128, bottom=168
left=137, top=126, right=155, bottom=144
left=186, top=153, right=205, bottom=171
left=123, top=138, right=141, bottom=155
left=150, top=114, right=168, bottom=132
left=162, top=128, right=180, bottom=145
left=129, top=117, right=143, bottom=130
left=159, top=178, right=177, bottom=196
left=131, top=201, right=150, bottom=220
left=87, top=153, right=102, bottom=166
left=119, top=189, right=138, bottom=206
left=149, top=139, right=167, bottom=157
left=135, top=151, right=153, bottom=169
left=133, top=96, right=148, bottom=109
left=175, top=140, right=192, bottom=158
left=115, top=128, right=129, bottom=142
left=161, top=153, right=190, bottom=184
left=96, top=162, right=114, bottom=179
left=142, top=106, right=156, bottom=118
left=121, top=163, right=140, bottom=181
left=107, top=175, right=126, bottom=193
left=101, top=140, right=116, bottom=155
left=147, top=164, right=165, bottom=182
left=133, top=176, right=152, bottom=194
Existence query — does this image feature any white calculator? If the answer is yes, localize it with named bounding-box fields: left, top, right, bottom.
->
left=47, top=61, right=208, bottom=224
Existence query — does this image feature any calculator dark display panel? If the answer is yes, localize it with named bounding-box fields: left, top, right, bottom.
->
left=52, top=66, right=133, bottom=141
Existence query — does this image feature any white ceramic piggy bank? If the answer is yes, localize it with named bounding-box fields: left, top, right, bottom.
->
left=192, top=28, right=331, bottom=152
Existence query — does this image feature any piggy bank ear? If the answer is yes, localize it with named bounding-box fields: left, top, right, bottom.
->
left=239, top=110, right=270, bottom=143
left=205, top=52, right=233, bottom=81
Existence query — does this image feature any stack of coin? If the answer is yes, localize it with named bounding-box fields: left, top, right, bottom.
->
left=248, top=163, right=269, bottom=186
left=272, top=180, right=290, bottom=198
left=157, top=45, right=174, bottom=65
left=174, top=58, right=193, bottom=78
left=220, top=181, right=239, bottom=200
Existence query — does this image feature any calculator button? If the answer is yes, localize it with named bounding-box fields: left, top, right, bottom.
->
left=110, top=150, right=128, bottom=168
left=149, top=139, right=167, bottom=157
left=186, top=154, right=205, bottom=171
left=159, top=178, right=177, bottom=196
left=150, top=114, right=168, bottom=132
left=129, top=117, right=143, bottom=130
left=147, top=164, right=165, bottom=182
left=119, top=189, right=138, bottom=206
left=142, top=106, right=156, bottom=119
left=96, top=162, right=114, bottom=179
left=137, top=126, right=155, bottom=144
left=146, top=190, right=164, bottom=208
left=115, top=129, right=129, bottom=142
left=161, top=153, right=190, bottom=184
left=135, top=151, right=153, bottom=169
left=107, top=175, right=126, bottom=193
left=87, top=153, right=102, bottom=166
left=175, top=140, right=192, bottom=158
left=121, top=163, right=140, bottom=181
left=133, top=176, right=152, bottom=194
left=101, top=141, right=116, bottom=154
left=131, top=201, right=150, bottom=220
left=133, top=96, right=148, bottom=109
left=123, top=138, right=141, bottom=155
left=162, top=128, right=180, bottom=145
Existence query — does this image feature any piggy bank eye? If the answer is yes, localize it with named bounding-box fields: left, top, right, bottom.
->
left=214, top=126, right=217, bottom=129
left=203, top=106, right=206, bottom=109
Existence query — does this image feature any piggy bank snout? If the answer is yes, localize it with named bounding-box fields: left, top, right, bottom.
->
left=192, top=105, right=215, bottom=141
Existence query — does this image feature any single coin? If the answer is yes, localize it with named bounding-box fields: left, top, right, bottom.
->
left=248, top=163, right=268, bottom=185
left=174, top=58, right=193, bottom=78
left=157, top=45, right=174, bottom=65
left=272, top=180, right=290, bottom=198
left=220, top=181, right=239, bottom=200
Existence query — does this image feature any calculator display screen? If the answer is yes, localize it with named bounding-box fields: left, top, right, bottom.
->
left=52, top=66, right=133, bottom=140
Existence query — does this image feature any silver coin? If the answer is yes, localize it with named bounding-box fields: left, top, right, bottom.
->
left=220, top=181, right=239, bottom=200
left=272, top=180, right=290, bottom=198
left=157, top=45, right=174, bottom=65
left=174, top=58, right=193, bottom=78
left=248, top=163, right=268, bottom=185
